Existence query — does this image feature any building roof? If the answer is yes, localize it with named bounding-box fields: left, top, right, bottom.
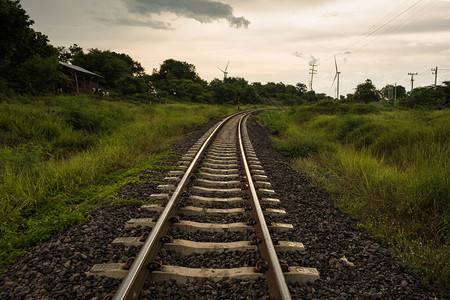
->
left=59, top=61, right=102, bottom=77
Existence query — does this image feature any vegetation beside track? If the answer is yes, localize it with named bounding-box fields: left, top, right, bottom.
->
left=257, top=102, right=449, bottom=297
left=0, top=95, right=236, bottom=268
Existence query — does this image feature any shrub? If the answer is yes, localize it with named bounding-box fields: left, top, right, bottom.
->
left=309, top=115, right=336, bottom=130
left=291, top=108, right=314, bottom=124
left=350, top=103, right=379, bottom=114
left=313, top=100, right=350, bottom=114
left=335, top=115, right=368, bottom=141
left=274, top=134, right=333, bottom=158
left=346, top=122, right=386, bottom=149
left=255, top=110, right=288, bottom=135
left=58, top=101, right=115, bottom=134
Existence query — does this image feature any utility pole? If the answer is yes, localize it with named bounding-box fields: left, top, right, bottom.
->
left=431, top=66, right=438, bottom=89
left=74, top=72, right=79, bottom=95
left=408, top=72, right=418, bottom=92
left=309, top=64, right=317, bottom=91
left=394, top=83, right=397, bottom=106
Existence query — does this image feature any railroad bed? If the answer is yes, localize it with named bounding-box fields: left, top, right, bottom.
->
left=0, top=113, right=441, bottom=300
left=88, top=112, right=319, bottom=299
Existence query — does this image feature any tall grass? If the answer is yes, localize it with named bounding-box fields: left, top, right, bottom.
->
left=0, top=95, right=235, bottom=266
left=257, top=104, right=449, bottom=296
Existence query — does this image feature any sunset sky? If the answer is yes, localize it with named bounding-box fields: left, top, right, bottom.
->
left=20, top=0, right=450, bottom=97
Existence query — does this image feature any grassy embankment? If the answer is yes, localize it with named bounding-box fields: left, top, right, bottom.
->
left=0, top=95, right=236, bottom=267
left=257, top=102, right=449, bottom=297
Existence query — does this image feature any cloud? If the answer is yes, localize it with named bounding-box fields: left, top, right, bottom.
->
left=407, top=42, right=433, bottom=47
left=308, top=55, right=320, bottom=65
left=97, top=16, right=172, bottom=30
left=321, top=11, right=348, bottom=18
left=293, top=52, right=320, bottom=66
left=124, top=0, right=250, bottom=29
left=337, top=50, right=352, bottom=55
left=293, top=51, right=304, bottom=58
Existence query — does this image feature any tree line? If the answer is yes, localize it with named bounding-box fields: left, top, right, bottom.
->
left=0, top=1, right=312, bottom=104
left=1, top=0, right=449, bottom=108
left=344, top=79, right=450, bottom=108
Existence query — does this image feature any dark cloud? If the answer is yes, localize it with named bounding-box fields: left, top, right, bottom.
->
left=124, top=0, right=250, bottom=28
left=228, top=16, right=250, bottom=29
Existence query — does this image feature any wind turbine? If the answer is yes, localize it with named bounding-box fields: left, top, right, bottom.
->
left=218, top=61, right=230, bottom=80
left=332, top=55, right=341, bottom=100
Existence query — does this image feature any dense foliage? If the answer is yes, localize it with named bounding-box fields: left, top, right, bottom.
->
left=0, top=0, right=60, bottom=94
left=71, top=48, right=148, bottom=96
left=344, top=79, right=450, bottom=108
left=381, top=84, right=407, bottom=99
left=353, top=79, right=381, bottom=103
left=399, top=82, right=450, bottom=108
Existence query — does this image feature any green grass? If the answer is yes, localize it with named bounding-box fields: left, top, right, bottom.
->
left=0, top=95, right=236, bottom=267
left=257, top=104, right=449, bottom=297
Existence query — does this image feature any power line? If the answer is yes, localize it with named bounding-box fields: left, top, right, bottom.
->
left=351, top=5, right=428, bottom=54
left=347, top=0, right=425, bottom=51
left=360, top=0, right=421, bottom=35
left=319, top=0, right=430, bottom=66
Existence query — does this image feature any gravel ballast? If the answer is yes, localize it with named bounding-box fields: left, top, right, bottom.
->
left=0, top=114, right=444, bottom=299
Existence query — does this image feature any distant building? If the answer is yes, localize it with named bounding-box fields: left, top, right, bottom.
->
left=59, top=61, right=102, bottom=95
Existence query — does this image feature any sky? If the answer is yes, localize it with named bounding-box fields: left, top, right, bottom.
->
left=20, top=0, right=450, bottom=97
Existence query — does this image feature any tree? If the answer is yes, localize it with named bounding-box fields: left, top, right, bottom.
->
left=14, top=55, right=68, bottom=94
left=0, top=0, right=34, bottom=73
left=209, top=78, right=237, bottom=104
left=295, top=83, right=307, bottom=95
left=72, top=49, right=145, bottom=92
left=153, top=59, right=201, bottom=82
left=116, top=76, right=148, bottom=96
left=57, top=44, right=83, bottom=63
left=149, top=59, right=213, bottom=102
left=117, top=52, right=144, bottom=77
left=156, top=78, right=212, bottom=102
left=381, top=84, right=406, bottom=99
left=260, top=82, right=280, bottom=98
left=210, top=77, right=260, bottom=105
left=0, top=0, right=57, bottom=91
left=302, top=91, right=318, bottom=103
left=442, top=81, right=450, bottom=102
left=354, top=79, right=381, bottom=103
left=399, top=83, right=449, bottom=108
left=345, top=93, right=354, bottom=102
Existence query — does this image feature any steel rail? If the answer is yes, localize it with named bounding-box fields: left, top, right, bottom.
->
left=113, top=112, right=243, bottom=300
left=238, top=114, right=292, bottom=300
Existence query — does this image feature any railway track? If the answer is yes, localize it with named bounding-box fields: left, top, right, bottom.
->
left=88, top=112, right=319, bottom=299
